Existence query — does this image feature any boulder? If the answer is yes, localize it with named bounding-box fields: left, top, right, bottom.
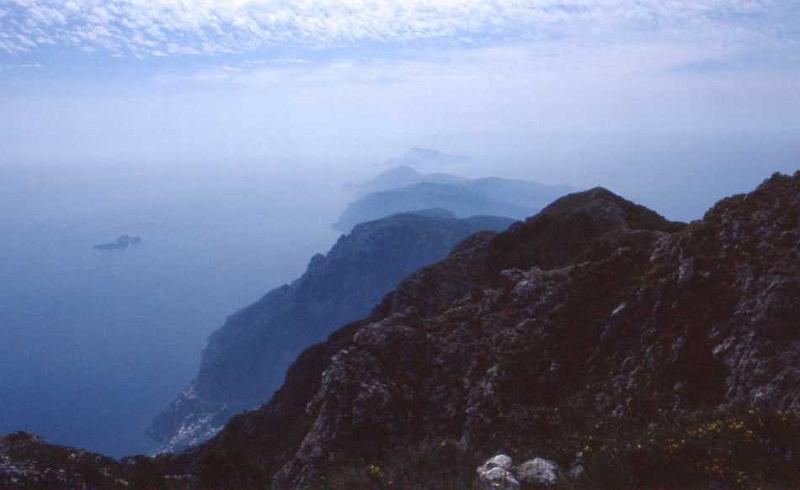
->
left=480, top=454, right=514, bottom=472
left=516, top=458, right=559, bottom=486
left=477, top=454, right=520, bottom=490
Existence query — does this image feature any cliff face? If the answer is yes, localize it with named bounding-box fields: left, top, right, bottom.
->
left=180, top=172, right=800, bottom=488
left=149, top=211, right=515, bottom=452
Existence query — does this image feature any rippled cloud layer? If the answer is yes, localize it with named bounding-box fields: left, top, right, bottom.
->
left=0, top=0, right=795, bottom=57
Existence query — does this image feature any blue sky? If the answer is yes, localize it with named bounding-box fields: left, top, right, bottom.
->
left=1, top=0, right=799, bottom=202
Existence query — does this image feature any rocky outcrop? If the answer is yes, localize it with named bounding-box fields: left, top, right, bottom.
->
left=149, top=211, right=515, bottom=452
left=476, top=454, right=520, bottom=489
left=172, top=171, right=800, bottom=488
left=515, top=458, right=559, bottom=487
left=0, top=432, right=126, bottom=489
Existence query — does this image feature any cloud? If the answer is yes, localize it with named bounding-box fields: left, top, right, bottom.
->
left=0, top=0, right=796, bottom=58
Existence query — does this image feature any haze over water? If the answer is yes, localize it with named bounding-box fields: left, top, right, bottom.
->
left=0, top=163, right=343, bottom=456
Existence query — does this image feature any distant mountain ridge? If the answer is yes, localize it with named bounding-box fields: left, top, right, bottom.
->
left=345, top=165, right=465, bottom=197
left=147, top=210, right=515, bottom=452
left=388, top=147, right=469, bottom=170
left=337, top=169, right=573, bottom=231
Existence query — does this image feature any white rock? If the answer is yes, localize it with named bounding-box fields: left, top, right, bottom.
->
left=480, top=454, right=513, bottom=472
left=516, top=458, right=560, bottom=486
left=476, top=455, right=519, bottom=490
left=477, top=467, right=520, bottom=490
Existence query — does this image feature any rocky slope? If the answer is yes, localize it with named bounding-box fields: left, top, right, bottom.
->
left=0, top=432, right=126, bottom=489
left=149, top=211, right=515, bottom=452
left=0, top=432, right=193, bottom=489
left=4, top=171, right=800, bottom=489
left=171, top=171, right=800, bottom=488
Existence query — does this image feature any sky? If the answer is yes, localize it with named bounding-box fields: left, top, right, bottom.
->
left=1, top=0, right=800, bottom=217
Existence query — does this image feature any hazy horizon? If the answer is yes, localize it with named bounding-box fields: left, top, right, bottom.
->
left=3, top=1, right=799, bottom=220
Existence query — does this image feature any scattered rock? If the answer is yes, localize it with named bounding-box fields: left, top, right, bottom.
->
left=477, top=455, right=520, bottom=490
left=516, top=458, right=560, bottom=486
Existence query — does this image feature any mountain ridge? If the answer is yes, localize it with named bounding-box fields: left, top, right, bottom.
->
left=336, top=170, right=573, bottom=232
left=179, top=171, right=800, bottom=489
left=3, top=171, right=800, bottom=489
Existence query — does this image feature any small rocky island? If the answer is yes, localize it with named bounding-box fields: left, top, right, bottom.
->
left=93, top=235, right=142, bottom=251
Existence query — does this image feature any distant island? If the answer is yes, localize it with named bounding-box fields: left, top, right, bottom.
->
left=336, top=165, right=574, bottom=232
left=93, top=235, right=142, bottom=251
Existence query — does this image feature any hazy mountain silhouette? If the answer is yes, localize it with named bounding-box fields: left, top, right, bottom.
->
left=336, top=175, right=573, bottom=231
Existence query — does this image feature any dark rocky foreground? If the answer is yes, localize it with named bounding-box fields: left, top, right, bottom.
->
left=4, top=171, right=800, bottom=489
